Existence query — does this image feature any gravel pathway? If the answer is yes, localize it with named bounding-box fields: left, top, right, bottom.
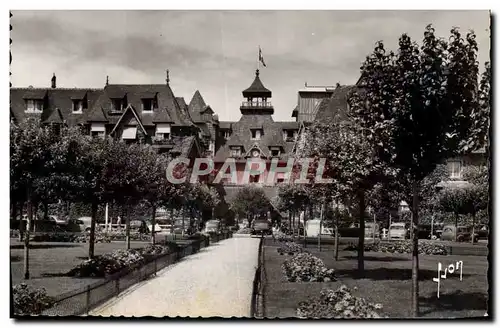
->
left=91, top=237, right=260, bottom=318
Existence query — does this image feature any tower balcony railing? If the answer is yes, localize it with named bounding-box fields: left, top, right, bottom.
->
left=240, top=101, right=273, bottom=108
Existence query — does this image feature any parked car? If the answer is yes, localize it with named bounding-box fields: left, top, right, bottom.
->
left=476, top=225, right=489, bottom=240
left=251, top=219, right=272, bottom=235
left=204, top=220, right=221, bottom=234
left=46, top=215, right=69, bottom=226
left=336, top=223, right=360, bottom=238
left=76, top=217, right=93, bottom=232
left=441, top=225, right=478, bottom=242
left=389, top=222, right=408, bottom=240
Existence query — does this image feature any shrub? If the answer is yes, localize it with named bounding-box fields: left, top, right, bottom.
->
left=277, top=242, right=303, bottom=255
left=297, top=285, right=386, bottom=318
left=10, top=229, right=20, bottom=239
left=67, top=244, right=172, bottom=277
left=344, top=240, right=448, bottom=255
left=13, top=284, right=55, bottom=315
left=282, top=252, right=336, bottom=282
left=275, top=231, right=294, bottom=242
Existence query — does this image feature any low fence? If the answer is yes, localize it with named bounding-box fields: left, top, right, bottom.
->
left=39, top=232, right=232, bottom=316
left=250, top=236, right=265, bottom=318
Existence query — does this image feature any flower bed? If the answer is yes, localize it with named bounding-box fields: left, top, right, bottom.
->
left=13, top=283, right=55, bottom=315
left=277, top=242, right=304, bottom=255
left=10, top=229, right=20, bottom=239
left=275, top=231, right=294, bottom=242
left=297, top=285, right=386, bottom=318
left=344, top=240, right=448, bottom=255
left=282, top=252, right=336, bottom=282
left=67, top=244, right=172, bottom=278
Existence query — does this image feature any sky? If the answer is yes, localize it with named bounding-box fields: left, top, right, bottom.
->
left=10, top=10, right=491, bottom=122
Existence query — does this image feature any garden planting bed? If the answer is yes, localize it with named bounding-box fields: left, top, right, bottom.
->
left=344, top=240, right=449, bottom=255
left=297, top=285, right=386, bottom=318
left=262, top=237, right=489, bottom=318
left=67, top=244, right=173, bottom=278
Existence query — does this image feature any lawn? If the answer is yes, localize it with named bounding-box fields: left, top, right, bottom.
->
left=262, top=239, right=489, bottom=318
left=10, top=239, right=151, bottom=297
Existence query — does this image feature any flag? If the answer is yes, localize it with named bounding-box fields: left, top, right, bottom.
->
left=259, top=47, right=267, bottom=67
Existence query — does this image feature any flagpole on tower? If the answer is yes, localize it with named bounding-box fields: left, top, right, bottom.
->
left=257, top=46, right=260, bottom=71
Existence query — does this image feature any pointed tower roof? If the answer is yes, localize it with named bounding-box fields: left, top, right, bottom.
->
left=242, top=69, right=271, bottom=98
left=188, top=90, right=207, bottom=113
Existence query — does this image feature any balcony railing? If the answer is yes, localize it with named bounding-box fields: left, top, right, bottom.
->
left=240, top=101, right=273, bottom=108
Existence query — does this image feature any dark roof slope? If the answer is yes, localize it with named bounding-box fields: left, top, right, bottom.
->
left=214, top=114, right=300, bottom=162
left=314, top=85, right=357, bottom=121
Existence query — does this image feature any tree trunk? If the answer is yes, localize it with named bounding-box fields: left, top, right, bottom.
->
left=471, top=211, right=476, bottom=245
left=181, top=206, right=185, bottom=237
left=43, top=202, right=49, bottom=220
left=23, top=190, right=32, bottom=280
left=454, top=212, right=459, bottom=242
left=88, top=201, right=98, bottom=259
left=411, top=180, right=420, bottom=318
left=151, top=205, right=156, bottom=244
left=170, top=207, right=174, bottom=235
left=32, top=201, right=38, bottom=234
left=18, top=201, right=24, bottom=242
left=335, top=201, right=339, bottom=261
left=357, top=190, right=365, bottom=276
left=303, top=209, right=307, bottom=248
left=125, top=206, right=131, bottom=250
left=291, top=211, right=295, bottom=237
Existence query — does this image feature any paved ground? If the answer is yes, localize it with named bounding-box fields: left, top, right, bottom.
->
left=91, top=237, right=260, bottom=318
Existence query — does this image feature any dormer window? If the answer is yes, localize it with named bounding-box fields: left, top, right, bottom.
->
left=90, top=123, right=106, bottom=139
left=223, top=130, right=231, bottom=139
left=111, top=98, right=124, bottom=112
left=72, top=100, right=84, bottom=113
left=270, top=147, right=281, bottom=157
left=25, top=99, right=43, bottom=113
left=142, top=98, right=156, bottom=112
left=251, top=129, right=263, bottom=140
left=230, top=146, right=242, bottom=157
left=155, top=124, right=171, bottom=140
left=284, top=129, right=297, bottom=142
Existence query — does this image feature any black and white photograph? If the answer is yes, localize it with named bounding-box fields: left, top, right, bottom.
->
left=8, top=9, right=492, bottom=319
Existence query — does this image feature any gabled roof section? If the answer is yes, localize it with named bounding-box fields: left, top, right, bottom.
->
left=110, top=104, right=147, bottom=136
left=244, top=143, right=268, bottom=158
left=242, top=69, right=271, bottom=98
left=85, top=105, right=108, bottom=122
left=314, top=85, right=357, bottom=122
left=22, top=89, right=47, bottom=99
left=44, top=108, right=65, bottom=124
left=152, top=109, right=174, bottom=123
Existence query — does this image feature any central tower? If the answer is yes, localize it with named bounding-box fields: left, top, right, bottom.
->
left=240, top=69, right=274, bottom=115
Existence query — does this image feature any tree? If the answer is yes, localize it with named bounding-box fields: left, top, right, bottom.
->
left=301, top=117, right=389, bottom=273
left=275, top=183, right=313, bottom=239
left=351, top=25, right=481, bottom=316
left=10, top=118, right=59, bottom=279
left=230, top=186, right=270, bottom=225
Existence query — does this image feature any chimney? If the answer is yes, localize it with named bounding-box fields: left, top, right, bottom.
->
left=51, top=73, right=56, bottom=89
